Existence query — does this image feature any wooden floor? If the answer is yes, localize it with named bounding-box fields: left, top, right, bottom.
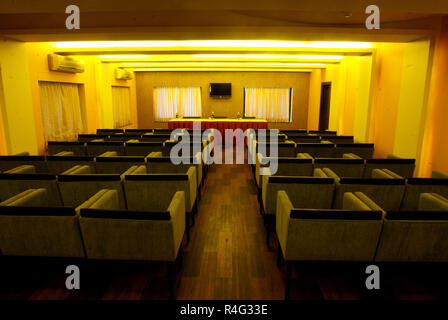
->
left=0, top=160, right=447, bottom=300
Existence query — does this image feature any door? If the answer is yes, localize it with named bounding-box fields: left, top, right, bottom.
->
left=319, top=82, right=331, bottom=131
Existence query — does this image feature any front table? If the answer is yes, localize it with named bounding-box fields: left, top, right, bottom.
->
left=168, top=118, right=268, bottom=146
left=168, top=118, right=267, bottom=132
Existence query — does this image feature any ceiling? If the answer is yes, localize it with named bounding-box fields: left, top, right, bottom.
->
left=0, top=0, right=445, bottom=42
left=2, top=0, right=444, bottom=72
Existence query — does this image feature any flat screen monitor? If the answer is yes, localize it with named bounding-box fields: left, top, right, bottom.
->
left=210, top=83, right=231, bottom=97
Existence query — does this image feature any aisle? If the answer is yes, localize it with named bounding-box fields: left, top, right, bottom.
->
left=177, top=162, right=285, bottom=299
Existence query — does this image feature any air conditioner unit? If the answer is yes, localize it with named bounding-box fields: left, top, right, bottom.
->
left=115, top=68, right=134, bottom=80
left=48, top=54, right=85, bottom=73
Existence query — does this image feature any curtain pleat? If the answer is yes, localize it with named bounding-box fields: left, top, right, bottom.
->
left=154, top=87, right=201, bottom=121
left=39, top=81, right=85, bottom=142
left=112, top=86, right=132, bottom=128
left=244, top=88, right=291, bottom=122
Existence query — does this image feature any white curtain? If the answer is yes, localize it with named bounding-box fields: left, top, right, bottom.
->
left=244, top=88, right=292, bottom=122
left=154, top=87, right=202, bottom=121
left=112, top=86, right=132, bottom=128
left=39, top=81, right=86, bottom=142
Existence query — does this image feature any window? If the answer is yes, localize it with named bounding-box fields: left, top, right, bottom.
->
left=112, top=86, right=132, bottom=128
left=244, top=88, right=293, bottom=122
left=39, top=81, right=86, bottom=142
left=153, top=87, right=202, bottom=121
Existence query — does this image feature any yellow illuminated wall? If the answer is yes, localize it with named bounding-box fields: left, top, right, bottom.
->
left=392, top=39, right=431, bottom=164
left=0, top=39, right=38, bottom=155
left=369, top=43, right=405, bottom=158
left=307, top=69, right=322, bottom=131
left=321, top=55, right=373, bottom=141
left=25, top=43, right=138, bottom=154
left=135, top=71, right=311, bottom=130
left=421, top=16, right=448, bottom=177
left=352, top=55, right=373, bottom=142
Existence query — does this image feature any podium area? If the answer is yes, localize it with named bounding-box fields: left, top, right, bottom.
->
left=168, top=118, right=268, bottom=131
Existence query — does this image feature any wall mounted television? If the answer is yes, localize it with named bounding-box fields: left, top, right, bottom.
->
left=210, top=83, right=231, bottom=98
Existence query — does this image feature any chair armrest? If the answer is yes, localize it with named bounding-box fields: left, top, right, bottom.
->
left=419, top=193, right=448, bottom=211
left=5, top=165, right=36, bottom=174
left=343, top=191, right=385, bottom=213
left=187, top=166, right=197, bottom=210
left=75, top=189, right=119, bottom=214
left=1, top=188, right=48, bottom=207
left=276, top=190, right=293, bottom=258
left=313, top=168, right=327, bottom=178
left=168, top=191, right=186, bottom=258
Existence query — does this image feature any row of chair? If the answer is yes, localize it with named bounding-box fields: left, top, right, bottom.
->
left=96, top=128, right=172, bottom=135
left=277, top=189, right=448, bottom=298
left=248, top=138, right=374, bottom=162
left=0, top=153, right=204, bottom=182
left=47, top=139, right=211, bottom=157
left=254, top=154, right=416, bottom=189
left=0, top=187, right=185, bottom=299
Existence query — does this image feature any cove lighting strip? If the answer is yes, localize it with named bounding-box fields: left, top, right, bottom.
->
left=55, top=40, right=372, bottom=49
left=98, top=54, right=150, bottom=58
left=192, top=54, right=344, bottom=59
left=122, top=62, right=325, bottom=67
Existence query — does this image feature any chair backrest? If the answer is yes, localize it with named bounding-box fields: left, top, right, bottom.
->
left=163, top=141, right=204, bottom=157
left=146, top=155, right=203, bottom=189
left=77, top=134, right=108, bottom=142
left=375, top=210, right=448, bottom=262
left=288, top=136, right=321, bottom=143
left=146, top=156, right=192, bottom=173
left=276, top=190, right=383, bottom=261
left=309, top=130, right=337, bottom=135
left=281, top=130, right=308, bottom=137
left=48, top=141, right=86, bottom=155
left=108, top=134, right=142, bottom=142
left=262, top=176, right=335, bottom=215
left=97, top=129, right=124, bottom=134
left=0, top=189, right=85, bottom=258
left=0, top=173, right=62, bottom=205
left=320, top=135, right=354, bottom=144
left=333, top=178, right=406, bottom=210
left=286, top=210, right=383, bottom=261
left=364, top=158, right=415, bottom=178
left=262, top=157, right=314, bottom=177
left=58, top=174, right=126, bottom=209
left=78, top=190, right=185, bottom=261
left=0, top=155, right=48, bottom=173
left=95, top=156, right=146, bottom=174
left=125, top=129, right=154, bottom=134
left=125, top=141, right=164, bottom=156
left=314, top=158, right=365, bottom=178
left=153, top=128, right=173, bottom=134
left=141, top=133, right=171, bottom=142
left=46, top=155, right=95, bottom=174
left=296, top=143, right=336, bottom=158
left=334, top=143, right=374, bottom=158
left=401, top=178, right=448, bottom=211
left=86, top=141, right=125, bottom=156
left=124, top=167, right=196, bottom=212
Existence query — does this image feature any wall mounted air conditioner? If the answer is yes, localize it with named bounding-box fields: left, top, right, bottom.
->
left=115, top=68, right=134, bottom=80
left=48, top=54, right=85, bottom=73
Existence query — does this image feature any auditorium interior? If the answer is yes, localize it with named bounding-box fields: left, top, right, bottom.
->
left=1, top=1, right=448, bottom=300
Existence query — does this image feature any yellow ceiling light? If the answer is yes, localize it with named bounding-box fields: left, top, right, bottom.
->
left=54, top=40, right=372, bottom=50
left=133, top=68, right=314, bottom=72
left=193, top=54, right=344, bottom=60
left=122, top=62, right=325, bottom=67
left=98, top=54, right=149, bottom=59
